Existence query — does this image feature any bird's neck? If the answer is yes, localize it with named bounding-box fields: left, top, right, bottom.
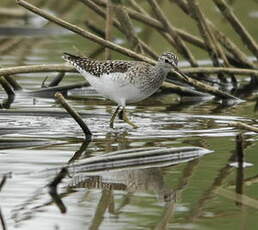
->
left=154, top=63, right=170, bottom=80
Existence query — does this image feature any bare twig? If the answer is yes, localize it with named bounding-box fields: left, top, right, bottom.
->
left=105, top=0, right=113, bottom=59
left=213, top=0, right=258, bottom=59
left=129, top=0, right=147, bottom=14
left=0, top=7, right=29, bottom=18
left=148, top=0, right=198, bottom=67
left=16, top=0, right=154, bottom=63
left=80, top=0, right=158, bottom=59
left=174, top=0, right=256, bottom=69
left=113, top=4, right=144, bottom=53
left=0, top=64, right=74, bottom=76
left=95, top=0, right=207, bottom=50
left=1, top=64, right=258, bottom=77
left=186, top=0, right=221, bottom=67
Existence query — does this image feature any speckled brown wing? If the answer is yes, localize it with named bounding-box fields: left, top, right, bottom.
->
left=63, top=52, right=134, bottom=77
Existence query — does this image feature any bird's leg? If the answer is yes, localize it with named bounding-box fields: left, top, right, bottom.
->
left=118, top=109, right=123, bottom=120
left=109, top=106, right=121, bottom=128
left=121, top=107, right=139, bottom=129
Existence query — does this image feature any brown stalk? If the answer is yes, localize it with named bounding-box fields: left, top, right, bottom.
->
left=93, top=0, right=207, bottom=50
left=112, top=4, right=144, bottom=54
left=174, top=0, right=256, bottom=69
left=148, top=0, right=198, bottom=67
left=105, top=0, right=113, bottom=59
left=16, top=0, right=155, bottom=63
left=186, top=0, right=221, bottom=67
left=128, top=0, right=147, bottom=15
left=1, top=64, right=258, bottom=77
left=79, top=0, right=158, bottom=59
left=213, top=0, right=258, bottom=59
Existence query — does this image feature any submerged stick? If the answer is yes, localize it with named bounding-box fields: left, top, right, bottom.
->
left=4, top=75, right=23, bottom=91
left=228, top=121, right=258, bottom=133
left=55, top=92, right=92, bottom=139
left=47, top=72, right=65, bottom=87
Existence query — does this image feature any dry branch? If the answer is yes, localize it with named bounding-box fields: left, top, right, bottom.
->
left=16, top=0, right=154, bottom=63
left=94, top=0, right=207, bottom=50
left=149, top=0, right=198, bottom=67
left=1, top=64, right=258, bottom=77
left=79, top=0, right=158, bottom=59
left=0, top=64, right=74, bottom=76
left=213, top=0, right=258, bottom=59
left=105, top=0, right=113, bottom=59
left=174, top=0, right=256, bottom=69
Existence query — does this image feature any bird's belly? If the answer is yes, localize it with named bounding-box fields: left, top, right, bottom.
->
left=80, top=71, right=157, bottom=105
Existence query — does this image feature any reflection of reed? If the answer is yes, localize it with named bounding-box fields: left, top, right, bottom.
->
left=68, top=139, right=91, bottom=163
left=48, top=168, right=68, bottom=213
left=187, top=152, right=235, bottom=221
left=154, top=159, right=200, bottom=230
left=89, top=189, right=114, bottom=230
left=235, top=133, right=244, bottom=200
left=0, top=208, right=6, bottom=230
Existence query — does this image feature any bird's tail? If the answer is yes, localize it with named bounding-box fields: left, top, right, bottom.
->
left=62, top=52, right=90, bottom=71
left=62, top=52, right=80, bottom=62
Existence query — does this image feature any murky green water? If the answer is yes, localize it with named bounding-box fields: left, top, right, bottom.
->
left=1, top=1, right=258, bottom=229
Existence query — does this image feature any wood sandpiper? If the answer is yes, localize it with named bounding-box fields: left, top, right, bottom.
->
left=63, top=52, right=185, bottom=129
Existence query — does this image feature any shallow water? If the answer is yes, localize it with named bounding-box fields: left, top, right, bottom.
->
left=1, top=1, right=258, bottom=230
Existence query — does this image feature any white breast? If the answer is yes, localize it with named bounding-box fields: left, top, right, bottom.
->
left=79, top=70, right=148, bottom=106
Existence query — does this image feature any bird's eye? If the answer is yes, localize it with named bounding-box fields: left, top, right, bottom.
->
left=165, top=59, right=170, bottom=63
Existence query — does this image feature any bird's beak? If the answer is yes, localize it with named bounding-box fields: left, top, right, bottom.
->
left=173, top=66, right=189, bottom=81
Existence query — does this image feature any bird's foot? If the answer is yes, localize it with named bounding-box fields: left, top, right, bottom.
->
left=122, top=108, right=139, bottom=129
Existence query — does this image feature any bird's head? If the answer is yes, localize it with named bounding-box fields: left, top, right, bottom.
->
left=158, top=52, right=178, bottom=72
left=158, top=52, right=189, bottom=81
